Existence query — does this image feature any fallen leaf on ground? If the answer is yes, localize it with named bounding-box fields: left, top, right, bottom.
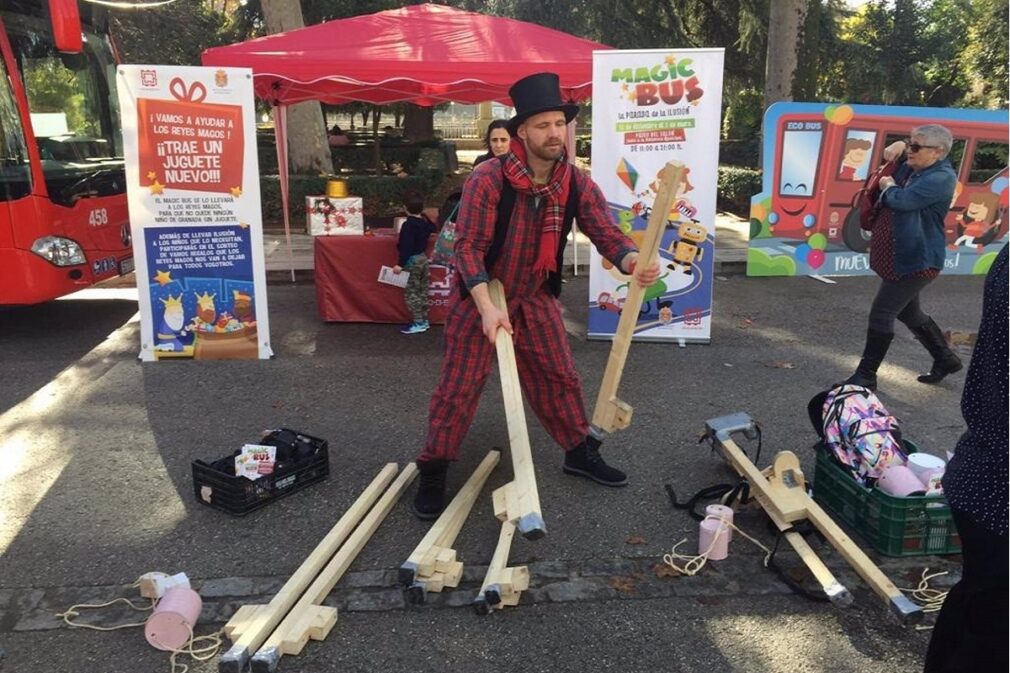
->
left=653, top=563, right=680, bottom=578
left=765, top=361, right=796, bottom=369
left=625, top=535, right=647, bottom=545
left=609, top=576, right=637, bottom=593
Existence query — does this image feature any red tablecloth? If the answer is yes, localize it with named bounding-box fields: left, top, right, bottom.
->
left=314, top=231, right=454, bottom=323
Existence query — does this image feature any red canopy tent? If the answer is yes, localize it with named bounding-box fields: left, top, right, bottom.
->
left=201, top=3, right=609, bottom=106
left=201, top=3, right=611, bottom=277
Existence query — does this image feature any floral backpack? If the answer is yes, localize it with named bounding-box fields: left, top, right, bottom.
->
left=430, top=200, right=459, bottom=266
left=809, top=385, right=907, bottom=487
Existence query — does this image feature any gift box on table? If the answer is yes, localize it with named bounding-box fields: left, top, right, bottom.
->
left=306, top=196, right=364, bottom=235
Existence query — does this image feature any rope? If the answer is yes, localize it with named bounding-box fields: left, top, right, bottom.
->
left=900, top=567, right=949, bottom=631
left=663, top=514, right=773, bottom=576
left=56, top=575, right=224, bottom=672
left=162, top=625, right=226, bottom=673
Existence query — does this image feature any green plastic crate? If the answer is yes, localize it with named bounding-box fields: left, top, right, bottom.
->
left=812, top=445, right=961, bottom=557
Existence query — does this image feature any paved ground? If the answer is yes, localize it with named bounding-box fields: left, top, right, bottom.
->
left=0, top=267, right=984, bottom=672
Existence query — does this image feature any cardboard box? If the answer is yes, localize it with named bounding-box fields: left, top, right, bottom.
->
left=306, top=196, right=364, bottom=235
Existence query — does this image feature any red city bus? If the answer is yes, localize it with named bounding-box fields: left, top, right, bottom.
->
left=0, top=0, right=131, bottom=305
left=768, top=110, right=1008, bottom=253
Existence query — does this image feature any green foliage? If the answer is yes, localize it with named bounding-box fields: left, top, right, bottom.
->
left=109, top=0, right=227, bottom=65
left=259, top=148, right=446, bottom=222
left=717, top=165, right=762, bottom=213
left=23, top=60, right=93, bottom=134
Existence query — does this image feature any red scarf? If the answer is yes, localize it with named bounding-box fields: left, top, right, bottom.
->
left=501, top=137, right=572, bottom=277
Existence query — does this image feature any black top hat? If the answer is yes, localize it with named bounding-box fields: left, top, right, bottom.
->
left=507, top=72, right=580, bottom=135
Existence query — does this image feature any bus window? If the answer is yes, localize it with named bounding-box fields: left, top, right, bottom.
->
left=779, top=129, right=822, bottom=197
left=947, top=139, right=966, bottom=174
left=0, top=54, right=31, bottom=201
left=837, top=130, right=875, bottom=181
left=968, top=140, right=1008, bottom=184
left=4, top=10, right=122, bottom=204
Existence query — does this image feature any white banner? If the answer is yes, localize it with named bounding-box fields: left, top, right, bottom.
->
left=118, top=65, right=271, bottom=361
left=589, top=49, right=724, bottom=342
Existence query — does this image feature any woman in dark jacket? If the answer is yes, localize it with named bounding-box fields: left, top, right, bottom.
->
left=472, top=119, right=510, bottom=167
left=841, top=124, right=962, bottom=389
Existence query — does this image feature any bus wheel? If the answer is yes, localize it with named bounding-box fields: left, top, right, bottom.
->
left=842, top=209, right=872, bottom=253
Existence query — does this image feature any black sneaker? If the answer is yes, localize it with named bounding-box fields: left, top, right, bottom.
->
left=563, top=437, right=628, bottom=486
left=411, top=459, right=449, bottom=520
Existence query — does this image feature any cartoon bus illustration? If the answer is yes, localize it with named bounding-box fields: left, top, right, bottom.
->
left=749, top=103, right=1008, bottom=276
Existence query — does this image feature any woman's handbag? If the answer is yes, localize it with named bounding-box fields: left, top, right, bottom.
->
left=854, top=161, right=898, bottom=232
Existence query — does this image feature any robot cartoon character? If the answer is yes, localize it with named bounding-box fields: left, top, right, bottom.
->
left=667, top=222, right=708, bottom=275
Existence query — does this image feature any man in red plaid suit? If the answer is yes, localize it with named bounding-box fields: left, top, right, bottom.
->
left=412, top=72, right=660, bottom=519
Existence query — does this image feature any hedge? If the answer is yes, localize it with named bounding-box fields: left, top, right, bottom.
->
left=717, top=165, right=762, bottom=215
left=260, top=148, right=447, bottom=223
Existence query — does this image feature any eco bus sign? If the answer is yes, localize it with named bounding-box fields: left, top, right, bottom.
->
left=748, top=102, right=1009, bottom=277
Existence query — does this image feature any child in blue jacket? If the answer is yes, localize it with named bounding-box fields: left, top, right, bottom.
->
left=394, top=190, right=437, bottom=334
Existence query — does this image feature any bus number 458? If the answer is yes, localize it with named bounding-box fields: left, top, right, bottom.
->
left=88, top=208, right=109, bottom=227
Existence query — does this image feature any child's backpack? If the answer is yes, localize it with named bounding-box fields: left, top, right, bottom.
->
left=430, top=200, right=459, bottom=267
left=808, top=385, right=907, bottom=486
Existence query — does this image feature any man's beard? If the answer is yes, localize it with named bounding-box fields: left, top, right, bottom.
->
left=528, top=140, right=564, bottom=163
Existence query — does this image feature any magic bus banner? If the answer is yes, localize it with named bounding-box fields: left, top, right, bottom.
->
left=589, top=49, right=724, bottom=343
left=118, top=65, right=271, bottom=361
left=748, top=102, right=1009, bottom=277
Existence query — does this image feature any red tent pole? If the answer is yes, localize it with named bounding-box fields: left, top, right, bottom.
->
left=273, top=104, right=295, bottom=282
left=567, top=119, right=579, bottom=276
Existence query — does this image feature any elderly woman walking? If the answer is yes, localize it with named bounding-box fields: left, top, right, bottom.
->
left=842, top=124, right=962, bottom=390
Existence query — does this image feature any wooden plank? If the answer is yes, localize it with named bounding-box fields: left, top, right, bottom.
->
left=250, top=463, right=417, bottom=671
left=719, top=440, right=808, bottom=521
left=400, top=450, right=500, bottom=586
left=219, top=463, right=398, bottom=673
left=487, top=279, right=546, bottom=539
left=590, top=161, right=684, bottom=436
left=805, top=499, right=921, bottom=623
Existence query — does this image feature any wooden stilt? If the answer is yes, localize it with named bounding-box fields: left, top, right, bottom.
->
left=219, top=463, right=398, bottom=672
left=473, top=520, right=530, bottom=615
left=248, top=463, right=418, bottom=673
left=704, top=413, right=923, bottom=625
left=590, top=161, right=685, bottom=438
left=399, top=450, right=500, bottom=603
left=486, top=279, right=546, bottom=539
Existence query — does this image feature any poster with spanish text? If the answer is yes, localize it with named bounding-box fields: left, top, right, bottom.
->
left=748, top=103, right=1008, bottom=277
left=590, top=49, right=724, bottom=343
left=118, top=65, right=271, bottom=360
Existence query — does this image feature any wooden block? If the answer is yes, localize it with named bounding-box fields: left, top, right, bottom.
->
left=423, top=573, right=445, bottom=593
left=509, top=566, right=530, bottom=592
left=442, top=561, right=464, bottom=588
left=492, top=486, right=508, bottom=521
left=434, top=547, right=457, bottom=573
left=498, top=589, right=521, bottom=607
left=277, top=606, right=337, bottom=655
left=224, top=604, right=265, bottom=639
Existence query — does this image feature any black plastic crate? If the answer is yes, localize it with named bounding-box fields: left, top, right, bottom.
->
left=192, top=429, right=330, bottom=516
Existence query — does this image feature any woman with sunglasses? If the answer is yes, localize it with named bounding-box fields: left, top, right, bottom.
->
left=840, top=124, right=962, bottom=390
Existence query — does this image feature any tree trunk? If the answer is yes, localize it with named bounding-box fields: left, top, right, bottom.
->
left=763, top=0, right=809, bottom=111
left=260, top=0, right=333, bottom=175
left=404, top=104, right=435, bottom=142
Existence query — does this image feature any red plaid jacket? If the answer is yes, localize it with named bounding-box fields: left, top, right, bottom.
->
left=454, top=159, right=637, bottom=301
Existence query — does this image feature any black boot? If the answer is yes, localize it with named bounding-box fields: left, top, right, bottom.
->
left=412, top=459, right=449, bottom=520
left=839, top=329, right=894, bottom=391
left=563, top=436, right=628, bottom=486
left=910, top=318, right=963, bottom=384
